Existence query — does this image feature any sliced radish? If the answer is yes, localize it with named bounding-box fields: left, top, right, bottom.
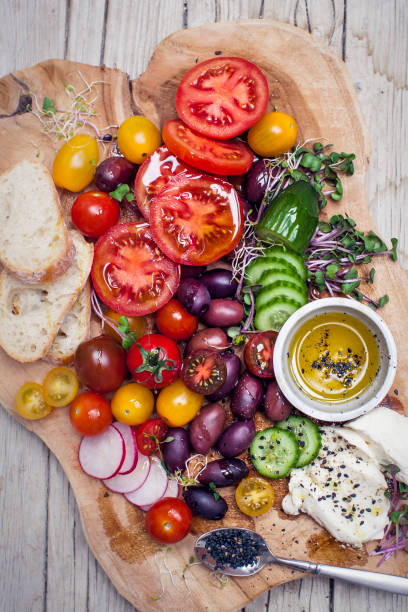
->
left=112, top=422, right=138, bottom=475
left=79, top=426, right=125, bottom=479
left=102, top=452, right=150, bottom=493
left=125, top=456, right=168, bottom=506
left=138, top=478, right=180, bottom=512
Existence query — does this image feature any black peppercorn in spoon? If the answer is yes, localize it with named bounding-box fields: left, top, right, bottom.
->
left=194, top=527, right=408, bottom=595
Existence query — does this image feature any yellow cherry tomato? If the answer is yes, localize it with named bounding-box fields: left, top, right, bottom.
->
left=156, top=378, right=203, bottom=427
left=247, top=112, right=298, bottom=157
left=235, top=476, right=275, bottom=517
left=111, top=382, right=154, bottom=425
left=43, top=367, right=79, bottom=407
left=52, top=134, right=99, bottom=192
left=104, top=309, right=146, bottom=345
left=15, top=382, right=53, bottom=420
left=117, top=116, right=161, bottom=164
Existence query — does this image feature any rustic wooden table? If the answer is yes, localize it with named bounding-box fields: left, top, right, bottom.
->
left=1, top=1, right=407, bottom=611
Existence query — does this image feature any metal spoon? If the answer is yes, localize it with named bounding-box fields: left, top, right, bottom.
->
left=194, top=527, right=408, bottom=595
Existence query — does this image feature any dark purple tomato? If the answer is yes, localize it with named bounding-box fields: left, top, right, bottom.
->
left=198, top=458, right=249, bottom=487
left=177, top=278, right=211, bottom=316
left=264, top=380, right=293, bottom=421
left=94, top=156, right=136, bottom=192
left=74, top=335, right=127, bottom=393
left=207, top=352, right=241, bottom=401
left=185, top=328, right=229, bottom=356
left=201, top=299, right=244, bottom=327
left=216, top=420, right=256, bottom=458
left=231, top=371, right=264, bottom=419
left=200, top=268, right=238, bottom=298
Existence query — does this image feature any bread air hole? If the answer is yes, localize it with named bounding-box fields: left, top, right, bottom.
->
left=8, top=288, right=49, bottom=315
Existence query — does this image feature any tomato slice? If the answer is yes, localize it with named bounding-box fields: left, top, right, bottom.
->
left=15, top=382, right=53, bottom=420
left=162, top=119, right=253, bottom=176
left=181, top=350, right=227, bottom=395
left=176, top=57, right=269, bottom=140
left=43, top=367, right=79, bottom=407
left=244, top=331, right=278, bottom=378
left=91, top=222, right=180, bottom=316
left=134, top=145, right=197, bottom=219
left=235, top=476, right=275, bottom=517
left=149, top=174, right=244, bottom=265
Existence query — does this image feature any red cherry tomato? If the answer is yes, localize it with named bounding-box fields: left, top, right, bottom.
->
left=71, top=190, right=120, bottom=238
left=145, top=498, right=192, bottom=544
left=127, top=333, right=181, bottom=390
left=91, top=222, right=180, bottom=316
left=150, top=174, right=244, bottom=266
left=134, top=145, right=197, bottom=220
left=162, top=119, right=253, bottom=176
left=69, top=391, right=112, bottom=436
left=74, top=335, right=127, bottom=394
left=176, top=57, right=269, bottom=140
left=156, top=298, right=198, bottom=341
left=136, top=418, right=168, bottom=456
left=244, top=331, right=278, bottom=378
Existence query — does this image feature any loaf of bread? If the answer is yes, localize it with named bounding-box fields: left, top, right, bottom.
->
left=0, top=231, right=93, bottom=362
left=47, top=281, right=91, bottom=365
left=0, top=160, right=74, bottom=282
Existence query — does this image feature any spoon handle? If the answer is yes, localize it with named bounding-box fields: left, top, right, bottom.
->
left=273, top=556, right=408, bottom=595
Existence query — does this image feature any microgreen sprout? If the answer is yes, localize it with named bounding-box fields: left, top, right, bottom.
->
left=208, top=482, right=220, bottom=501
left=91, top=290, right=137, bottom=348
left=169, top=454, right=208, bottom=488
left=110, top=183, right=135, bottom=203
left=151, top=547, right=176, bottom=600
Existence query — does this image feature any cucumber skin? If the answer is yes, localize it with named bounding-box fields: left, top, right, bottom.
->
left=263, top=245, right=307, bottom=281
left=255, top=282, right=308, bottom=310
left=255, top=181, right=319, bottom=254
left=254, top=296, right=300, bottom=331
left=250, top=427, right=300, bottom=479
left=277, top=415, right=322, bottom=468
left=245, top=256, right=299, bottom=286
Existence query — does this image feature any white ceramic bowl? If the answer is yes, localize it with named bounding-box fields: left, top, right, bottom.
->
left=273, top=297, right=397, bottom=422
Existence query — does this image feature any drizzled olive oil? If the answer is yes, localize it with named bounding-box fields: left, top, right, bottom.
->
left=288, top=312, right=379, bottom=403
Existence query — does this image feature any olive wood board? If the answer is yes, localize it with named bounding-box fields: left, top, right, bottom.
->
left=0, top=19, right=407, bottom=612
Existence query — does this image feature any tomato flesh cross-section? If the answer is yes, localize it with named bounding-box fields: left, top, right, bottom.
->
left=149, top=174, right=244, bottom=266
left=91, top=222, right=180, bottom=316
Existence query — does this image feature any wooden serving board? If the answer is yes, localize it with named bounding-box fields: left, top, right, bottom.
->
left=0, top=19, right=407, bottom=612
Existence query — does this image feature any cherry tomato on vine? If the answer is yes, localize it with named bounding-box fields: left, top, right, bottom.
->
left=52, top=134, right=99, bottom=192
left=111, top=383, right=154, bottom=426
left=156, top=298, right=198, bottom=341
left=156, top=378, right=203, bottom=427
left=145, top=498, right=192, bottom=544
left=162, top=119, right=253, bottom=175
left=126, top=333, right=181, bottom=390
left=235, top=476, right=275, bottom=517
left=117, top=116, right=161, bottom=164
left=247, top=112, right=298, bottom=157
left=69, top=391, right=112, bottom=436
left=43, top=367, right=79, bottom=407
left=136, top=418, right=168, bottom=456
left=176, top=57, right=269, bottom=140
left=71, top=190, right=120, bottom=238
left=15, top=382, right=52, bottom=420
left=244, top=331, right=278, bottom=378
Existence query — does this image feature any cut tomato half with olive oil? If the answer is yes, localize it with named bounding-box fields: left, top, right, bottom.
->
left=134, top=145, right=198, bottom=219
left=176, top=57, right=269, bottom=140
left=149, top=174, right=244, bottom=265
left=91, top=222, right=180, bottom=316
left=162, top=119, right=253, bottom=175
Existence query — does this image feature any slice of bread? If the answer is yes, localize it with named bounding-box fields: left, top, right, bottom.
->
left=47, top=281, right=91, bottom=365
left=0, top=231, right=93, bottom=362
left=0, top=160, right=74, bottom=282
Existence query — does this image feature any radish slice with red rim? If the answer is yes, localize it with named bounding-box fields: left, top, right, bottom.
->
left=125, top=456, right=168, bottom=506
left=79, top=426, right=125, bottom=480
left=112, top=422, right=138, bottom=475
left=103, top=452, right=150, bottom=493
left=137, top=477, right=180, bottom=512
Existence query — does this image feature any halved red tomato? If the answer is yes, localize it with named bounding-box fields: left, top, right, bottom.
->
left=134, top=145, right=197, bottom=219
left=162, top=119, right=253, bottom=176
left=176, top=57, right=269, bottom=140
left=149, top=174, right=244, bottom=266
left=91, top=222, right=180, bottom=316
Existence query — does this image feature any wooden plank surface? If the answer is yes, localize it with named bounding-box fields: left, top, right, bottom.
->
left=0, top=1, right=407, bottom=611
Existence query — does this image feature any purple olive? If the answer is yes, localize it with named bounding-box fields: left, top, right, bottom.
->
left=185, top=328, right=229, bottom=356
left=216, top=420, right=256, bottom=458
left=201, top=299, right=244, bottom=327
left=183, top=486, right=228, bottom=520
left=200, top=268, right=238, bottom=298
left=94, top=157, right=136, bottom=192
left=231, top=371, right=264, bottom=420
left=198, top=458, right=249, bottom=487
left=181, top=264, right=207, bottom=279
left=245, top=160, right=280, bottom=205
left=189, top=403, right=226, bottom=454
left=177, top=278, right=211, bottom=317
left=207, top=352, right=241, bottom=401
left=161, top=427, right=191, bottom=473
left=264, top=380, right=293, bottom=421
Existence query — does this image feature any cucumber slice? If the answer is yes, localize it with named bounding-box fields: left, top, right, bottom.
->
left=250, top=427, right=299, bottom=479
left=254, top=296, right=300, bottom=331
left=263, top=245, right=307, bottom=282
left=245, top=256, right=298, bottom=287
left=255, top=281, right=308, bottom=310
left=277, top=415, right=322, bottom=468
